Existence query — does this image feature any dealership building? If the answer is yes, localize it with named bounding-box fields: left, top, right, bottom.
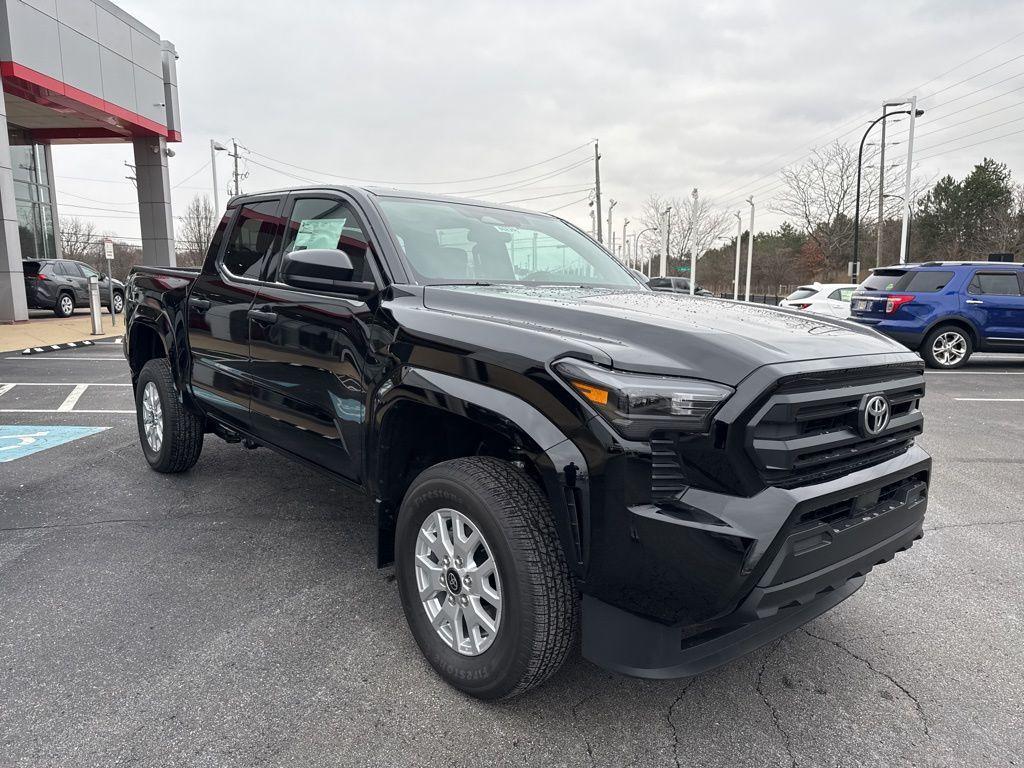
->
left=0, top=0, right=180, bottom=322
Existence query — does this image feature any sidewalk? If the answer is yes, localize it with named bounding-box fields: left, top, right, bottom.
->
left=0, top=310, right=121, bottom=352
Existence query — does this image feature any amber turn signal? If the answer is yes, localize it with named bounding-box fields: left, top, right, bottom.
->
left=570, top=380, right=609, bottom=405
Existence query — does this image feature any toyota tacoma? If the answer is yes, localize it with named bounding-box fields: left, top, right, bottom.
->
left=123, top=186, right=930, bottom=699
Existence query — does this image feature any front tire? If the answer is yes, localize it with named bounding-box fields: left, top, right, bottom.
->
left=135, top=358, right=204, bottom=473
left=54, top=292, right=75, bottom=318
left=921, top=325, right=972, bottom=369
left=395, top=457, right=576, bottom=700
left=112, top=291, right=124, bottom=314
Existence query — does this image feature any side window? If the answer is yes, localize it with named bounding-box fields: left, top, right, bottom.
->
left=904, top=270, right=954, bottom=292
left=274, top=197, right=375, bottom=283
left=77, top=263, right=99, bottom=279
left=969, top=272, right=1022, bottom=296
left=830, top=288, right=855, bottom=301
left=649, top=277, right=672, bottom=289
left=220, top=200, right=283, bottom=280
left=57, top=262, right=82, bottom=277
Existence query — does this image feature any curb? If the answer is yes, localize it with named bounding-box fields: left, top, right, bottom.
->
left=19, top=336, right=120, bottom=356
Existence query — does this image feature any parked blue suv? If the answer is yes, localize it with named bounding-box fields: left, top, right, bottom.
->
left=850, top=261, right=1024, bottom=368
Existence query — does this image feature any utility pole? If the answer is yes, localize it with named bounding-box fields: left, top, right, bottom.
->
left=898, top=96, right=918, bottom=264
left=733, top=211, right=742, bottom=300
left=745, top=196, right=755, bottom=302
left=876, top=105, right=888, bottom=271
left=688, top=189, right=698, bottom=295
left=607, top=199, right=616, bottom=252
left=124, top=161, right=136, bottom=189
left=660, top=206, right=671, bottom=278
left=594, top=140, right=603, bottom=244
left=229, top=138, right=246, bottom=196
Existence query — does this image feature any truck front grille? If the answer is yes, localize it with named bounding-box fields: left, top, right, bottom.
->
left=746, top=363, right=925, bottom=489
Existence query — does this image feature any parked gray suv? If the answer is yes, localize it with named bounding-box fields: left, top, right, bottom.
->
left=23, top=259, right=125, bottom=317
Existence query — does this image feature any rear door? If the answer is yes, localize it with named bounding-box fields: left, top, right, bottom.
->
left=55, top=261, right=88, bottom=304
left=186, top=197, right=285, bottom=430
left=247, top=193, right=383, bottom=482
left=826, top=287, right=855, bottom=317
left=963, top=270, right=1024, bottom=347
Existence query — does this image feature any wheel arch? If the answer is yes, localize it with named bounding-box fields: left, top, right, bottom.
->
left=371, top=366, right=590, bottom=577
left=922, top=316, right=979, bottom=347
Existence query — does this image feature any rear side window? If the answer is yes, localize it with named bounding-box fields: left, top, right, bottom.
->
left=829, top=288, right=855, bottom=301
left=861, top=270, right=905, bottom=291
left=903, top=270, right=953, bottom=292
left=787, top=287, right=817, bottom=300
left=55, top=261, right=81, bottom=277
left=221, top=200, right=283, bottom=279
left=649, top=278, right=672, bottom=289
left=969, top=272, right=1022, bottom=296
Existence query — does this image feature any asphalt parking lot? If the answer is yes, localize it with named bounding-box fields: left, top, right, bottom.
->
left=0, top=344, right=1021, bottom=768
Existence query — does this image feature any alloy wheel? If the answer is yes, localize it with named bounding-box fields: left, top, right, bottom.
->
left=113, top=294, right=124, bottom=313
left=141, top=381, right=164, bottom=452
left=932, top=331, right=967, bottom=366
left=60, top=295, right=74, bottom=315
left=415, top=508, right=503, bottom=656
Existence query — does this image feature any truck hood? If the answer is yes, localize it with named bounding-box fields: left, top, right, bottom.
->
left=422, top=284, right=909, bottom=386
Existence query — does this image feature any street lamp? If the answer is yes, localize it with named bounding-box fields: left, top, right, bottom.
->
left=853, top=106, right=923, bottom=278
left=210, top=140, right=228, bottom=215
left=661, top=206, right=671, bottom=277
left=634, top=226, right=657, bottom=277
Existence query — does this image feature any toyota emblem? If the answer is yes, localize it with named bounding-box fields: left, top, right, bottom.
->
left=859, top=394, right=891, bottom=437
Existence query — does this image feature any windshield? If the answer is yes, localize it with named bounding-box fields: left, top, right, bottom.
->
left=376, top=197, right=638, bottom=288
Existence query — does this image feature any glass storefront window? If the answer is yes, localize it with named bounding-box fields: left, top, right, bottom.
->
left=8, top=129, right=57, bottom=260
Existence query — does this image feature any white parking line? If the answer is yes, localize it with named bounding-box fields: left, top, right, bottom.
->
left=0, top=383, right=15, bottom=398
left=954, top=398, right=1024, bottom=402
left=0, top=382, right=130, bottom=387
left=57, top=384, right=89, bottom=412
left=0, top=408, right=135, bottom=414
left=3, top=356, right=123, bottom=361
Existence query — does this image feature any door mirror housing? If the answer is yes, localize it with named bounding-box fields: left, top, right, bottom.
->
left=280, top=249, right=376, bottom=296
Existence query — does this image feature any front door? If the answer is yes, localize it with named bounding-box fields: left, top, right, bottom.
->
left=247, top=194, right=383, bottom=482
left=186, top=198, right=284, bottom=430
left=963, top=270, right=1024, bottom=348
left=56, top=261, right=89, bottom=304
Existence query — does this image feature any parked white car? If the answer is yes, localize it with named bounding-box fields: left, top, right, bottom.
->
left=779, top=283, right=858, bottom=318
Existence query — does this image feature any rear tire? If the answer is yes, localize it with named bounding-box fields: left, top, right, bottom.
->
left=112, top=291, right=124, bottom=314
left=54, top=292, right=75, bottom=318
left=135, top=358, right=204, bottom=473
left=395, top=457, right=576, bottom=700
left=921, top=325, right=972, bottom=369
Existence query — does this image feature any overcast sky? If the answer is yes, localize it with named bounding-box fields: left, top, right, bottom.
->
left=52, top=0, right=1024, bottom=245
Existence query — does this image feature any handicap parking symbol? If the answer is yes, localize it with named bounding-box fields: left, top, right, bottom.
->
left=0, top=426, right=109, bottom=463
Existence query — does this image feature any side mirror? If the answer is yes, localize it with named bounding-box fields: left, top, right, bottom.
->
left=280, top=249, right=376, bottom=296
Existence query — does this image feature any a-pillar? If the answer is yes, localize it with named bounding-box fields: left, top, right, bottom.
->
left=0, top=92, right=27, bottom=323
left=133, top=136, right=176, bottom=267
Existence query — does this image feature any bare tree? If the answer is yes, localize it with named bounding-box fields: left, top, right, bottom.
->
left=59, top=216, right=98, bottom=261
left=636, top=191, right=730, bottom=277
left=176, top=194, right=216, bottom=267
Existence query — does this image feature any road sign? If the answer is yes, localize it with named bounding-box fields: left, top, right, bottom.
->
left=675, top=266, right=690, bottom=273
left=103, top=238, right=114, bottom=260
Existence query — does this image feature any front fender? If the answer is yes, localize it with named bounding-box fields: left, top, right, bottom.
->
left=372, top=366, right=592, bottom=578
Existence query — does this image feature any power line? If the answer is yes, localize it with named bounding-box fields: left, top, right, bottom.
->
left=545, top=194, right=593, bottom=213
left=905, top=30, right=1024, bottom=94
left=916, top=125, right=1024, bottom=162
left=916, top=118, right=1024, bottom=155
left=920, top=52, right=1024, bottom=103
left=239, top=140, right=592, bottom=187
left=171, top=160, right=211, bottom=190
left=915, top=110, right=1024, bottom=144
left=496, top=187, right=593, bottom=204
left=448, top=157, right=592, bottom=196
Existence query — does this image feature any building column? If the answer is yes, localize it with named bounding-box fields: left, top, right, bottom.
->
left=0, top=93, right=28, bottom=322
left=44, top=143, right=63, bottom=259
left=133, top=136, right=176, bottom=267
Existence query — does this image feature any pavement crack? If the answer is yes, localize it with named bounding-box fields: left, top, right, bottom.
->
left=570, top=694, right=598, bottom=768
left=665, top=679, right=696, bottom=768
left=755, top=642, right=797, bottom=768
left=925, top=518, right=1024, bottom=532
left=801, top=628, right=931, bottom=738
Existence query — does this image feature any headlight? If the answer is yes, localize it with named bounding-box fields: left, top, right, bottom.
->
left=553, top=359, right=733, bottom=440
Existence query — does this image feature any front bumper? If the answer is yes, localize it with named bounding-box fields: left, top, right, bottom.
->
left=581, top=445, right=930, bottom=678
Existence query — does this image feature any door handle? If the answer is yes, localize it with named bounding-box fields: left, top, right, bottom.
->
left=247, top=308, right=278, bottom=324
left=189, top=297, right=212, bottom=311
left=965, top=299, right=984, bottom=305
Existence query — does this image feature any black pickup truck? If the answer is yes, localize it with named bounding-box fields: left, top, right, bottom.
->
left=123, top=186, right=930, bottom=699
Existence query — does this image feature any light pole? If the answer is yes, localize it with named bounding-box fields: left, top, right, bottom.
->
left=745, top=196, right=754, bottom=302
left=899, top=96, right=920, bottom=264
left=607, top=199, right=617, bottom=254
left=688, top=188, right=698, bottom=295
left=733, top=210, right=742, bottom=300
left=621, top=218, right=629, bottom=266
left=661, top=206, right=671, bottom=277
left=853, top=104, right=923, bottom=279
left=210, top=140, right=227, bottom=214
left=634, top=226, right=657, bottom=277
left=876, top=100, right=905, bottom=270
